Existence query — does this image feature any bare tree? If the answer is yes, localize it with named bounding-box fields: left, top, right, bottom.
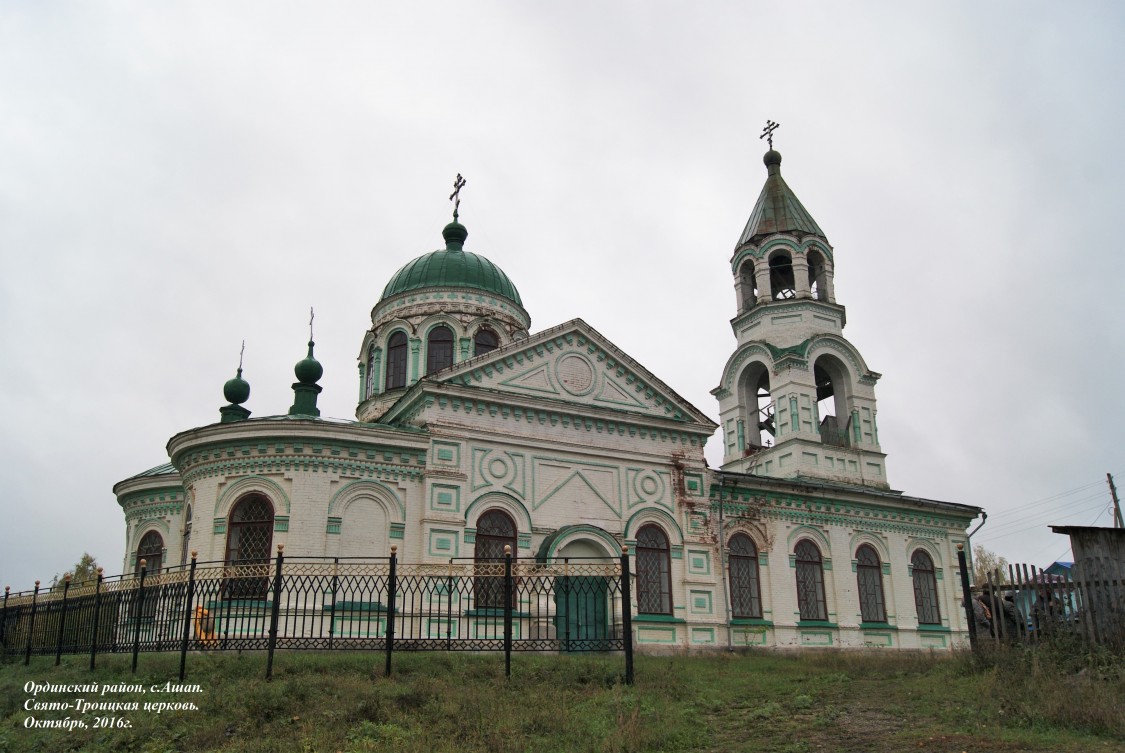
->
left=972, top=544, right=1008, bottom=585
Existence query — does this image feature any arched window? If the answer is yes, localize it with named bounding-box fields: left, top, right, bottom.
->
left=807, top=249, right=829, bottom=301
left=180, top=506, right=193, bottom=566
left=225, top=495, right=274, bottom=599
left=136, top=531, right=164, bottom=574
left=814, top=354, right=853, bottom=448
left=856, top=544, right=886, bottom=623
left=635, top=524, right=672, bottom=615
left=366, top=343, right=376, bottom=398
left=384, top=332, right=407, bottom=390
left=738, top=259, right=758, bottom=312
left=911, top=550, right=942, bottom=625
left=768, top=252, right=796, bottom=299
left=794, top=539, right=828, bottom=621
left=426, top=325, right=454, bottom=376
left=474, top=509, right=516, bottom=610
left=474, top=327, right=499, bottom=356
left=728, top=533, right=762, bottom=619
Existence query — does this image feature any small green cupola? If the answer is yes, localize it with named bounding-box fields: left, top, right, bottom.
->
left=289, top=310, right=323, bottom=417
left=219, top=343, right=251, bottom=423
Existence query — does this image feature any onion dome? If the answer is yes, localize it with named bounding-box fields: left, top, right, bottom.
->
left=379, top=220, right=522, bottom=306
left=294, top=341, right=323, bottom=384
left=289, top=340, right=323, bottom=417
left=223, top=368, right=250, bottom=404
left=219, top=366, right=251, bottom=423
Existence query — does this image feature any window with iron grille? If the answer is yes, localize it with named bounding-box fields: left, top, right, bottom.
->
left=426, top=325, right=454, bottom=376
left=224, top=495, right=274, bottom=599
left=474, top=327, right=499, bottom=356
left=635, top=525, right=672, bottom=615
left=366, top=343, right=376, bottom=397
left=385, top=331, right=408, bottom=390
left=911, top=550, right=942, bottom=625
left=855, top=544, right=887, bottom=623
left=180, top=506, right=192, bottom=566
left=474, top=509, right=516, bottom=609
left=794, top=539, right=828, bottom=621
left=728, top=533, right=762, bottom=619
left=136, top=531, right=164, bottom=574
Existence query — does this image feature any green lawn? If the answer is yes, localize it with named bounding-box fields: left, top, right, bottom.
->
left=2, top=646, right=1123, bottom=752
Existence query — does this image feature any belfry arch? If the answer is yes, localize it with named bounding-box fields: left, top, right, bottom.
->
left=813, top=353, right=853, bottom=447
left=737, top=361, right=775, bottom=449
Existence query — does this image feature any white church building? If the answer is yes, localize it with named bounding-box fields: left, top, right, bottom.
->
left=115, top=147, right=982, bottom=650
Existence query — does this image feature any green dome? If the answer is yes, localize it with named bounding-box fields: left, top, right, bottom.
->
left=223, top=369, right=250, bottom=404
left=294, top=341, right=323, bottom=384
left=380, top=221, right=522, bottom=306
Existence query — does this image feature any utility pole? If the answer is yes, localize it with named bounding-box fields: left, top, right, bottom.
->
left=1108, top=473, right=1123, bottom=529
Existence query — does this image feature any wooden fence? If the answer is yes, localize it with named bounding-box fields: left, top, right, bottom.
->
left=976, top=556, right=1124, bottom=649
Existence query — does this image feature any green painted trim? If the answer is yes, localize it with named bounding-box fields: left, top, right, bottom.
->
left=915, top=624, right=951, bottom=632
left=326, top=517, right=342, bottom=535
left=859, top=622, right=898, bottom=631
left=389, top=523, right=405, bottom=540
left=796, top=620, right=838, bottom=628
left=332, top=601, right=387, bottom=612
left=632, top=614, right=686, bottom=624
left=464, top=609, right=531, bottom=618
left=273, top=516, right=289, bottom=533
left=730, top=618, right=774, bottom=627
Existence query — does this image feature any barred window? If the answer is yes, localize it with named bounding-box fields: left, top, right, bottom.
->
left=426, top=325, right=454, bottom=376
left=794, top=539, right=828, bottom=621
left=728, top=533, right=762, bottom=619
left=474, top=509, right=516, bottom=610
left=911, top=550, right=942, bottom=625
left=224, top=495, right=274, bottom=600
left=635, top=525, right=672, bottom=615
left=180, top=506, right=193, bottom=566
left=474, top=327, right=499, bottom=356
left=855, top=544, right=886, bottom=623
left=366, top=343, right=376, bottom=398
left=136, top=531, right=164, bottom=574
left=385, top=332, right=408, bottom=390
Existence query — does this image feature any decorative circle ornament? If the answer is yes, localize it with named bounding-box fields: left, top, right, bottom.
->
left=556, top=354, right=595, bottom=396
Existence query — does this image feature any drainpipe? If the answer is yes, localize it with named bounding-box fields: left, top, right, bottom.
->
left=965, top=511, right=988, bottom=584
left=718, top=479, right=734, bottom=651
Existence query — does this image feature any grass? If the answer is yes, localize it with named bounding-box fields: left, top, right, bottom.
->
left=2, top=644, right=1123, bottom=752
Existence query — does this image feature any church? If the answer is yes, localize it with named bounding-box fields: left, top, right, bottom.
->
left=114, top=145, right=982, bottom=650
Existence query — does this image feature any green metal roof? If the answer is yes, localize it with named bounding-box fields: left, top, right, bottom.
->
left=380, top=221, right=522, bottom=305
left=736, top=150, right=825, bottom=246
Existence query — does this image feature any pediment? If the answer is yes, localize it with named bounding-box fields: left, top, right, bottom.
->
left=428, top=319, right=716, bottom=429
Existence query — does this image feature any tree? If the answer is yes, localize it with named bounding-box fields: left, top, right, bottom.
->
left=50, top=552, right=100, bottom=589
left=972, top=544, right=1008, bottom=585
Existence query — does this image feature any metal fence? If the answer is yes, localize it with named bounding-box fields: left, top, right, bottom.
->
left=0, top=546, right=635, bottom=684
left=967, top=557, right=1125, bottom=650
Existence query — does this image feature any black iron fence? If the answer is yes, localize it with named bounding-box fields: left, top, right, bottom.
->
left=0, top=546, right=635, bottom=684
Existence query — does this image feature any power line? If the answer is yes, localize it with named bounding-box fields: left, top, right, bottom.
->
left=982, top=478, right=1109, bottom=521
left=977, top=490, right=1109, bottom=538
left=976, top=497, right=1110, bottom=542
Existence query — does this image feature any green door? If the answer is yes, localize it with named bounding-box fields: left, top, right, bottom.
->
left=554, top=576, right=610, bottom=651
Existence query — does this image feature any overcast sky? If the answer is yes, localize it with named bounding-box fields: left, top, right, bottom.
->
left=2, top=2, right=1123, bottom=588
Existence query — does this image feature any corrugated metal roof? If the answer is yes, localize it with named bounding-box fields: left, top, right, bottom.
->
left=127, top=462, right=177, bottom=479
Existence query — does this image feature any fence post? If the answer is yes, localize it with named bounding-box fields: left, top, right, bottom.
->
left=956, top=544, right=976, bottom=652
left=1, top=586, right=9, bottom=659
left=24, top=581, right=40, bottom=666
left=89, top=569, right=103, bottom=671
left=385, top=546, right=397, bottom=678
left=132, top=562, right=148, bottom=673
left=503, top=545, right=513, bottom=679
left=621, top=546, right=633, bottom=685
left=179, top=552, right=198, bottom=682
left=327, top=557, right=339, bottom=650
left=265, top=545, right=285, bottom=681
left=55, top=575, right=72, bottom=666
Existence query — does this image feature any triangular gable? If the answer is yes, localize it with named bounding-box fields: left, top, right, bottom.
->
left=428, top=319, right=717, bottom=430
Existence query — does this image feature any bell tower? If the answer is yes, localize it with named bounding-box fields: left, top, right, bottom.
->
left=712, top=138, right=888, bottom=488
